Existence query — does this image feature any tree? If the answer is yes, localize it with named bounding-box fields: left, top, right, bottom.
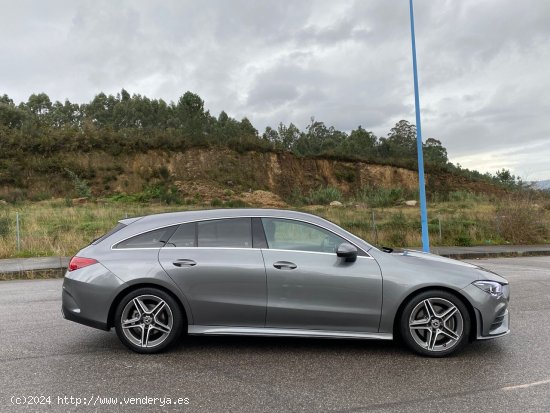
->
left=177, top=92, right=205, bottom=119
left=262, top=126, right=280, bottom=147
left=239, top=117, right=258, bottom=137
left=423, top=138, right=448, bottom=166
left=85, top=92, right=116, bottom=126
left=339, top=126, right=377, bottom=158
left=176, top=91, right=208, bottom=142
left=26, top=93, right=52, bottom=116
left=292, top=118, right=346, bottom=156
left=380, top=120, right=417, bottom=159
left=494, top=169, right=517, bottom=186
left=49, top=99, right=82, bottom=128
left=278, top=123, right=301, bottom=150
left=0, top=94, right=26, bottom=128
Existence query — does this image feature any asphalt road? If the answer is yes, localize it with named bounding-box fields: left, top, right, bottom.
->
left=1, top=256, right=549, bottom=412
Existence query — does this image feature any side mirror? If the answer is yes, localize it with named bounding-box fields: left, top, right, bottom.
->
left=336, top=242, right=358, bottom=262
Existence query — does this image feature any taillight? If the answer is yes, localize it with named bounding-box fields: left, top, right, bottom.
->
left=68, top=256, right=98, bottom=271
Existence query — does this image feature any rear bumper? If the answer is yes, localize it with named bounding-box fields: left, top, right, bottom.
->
left=61, top=300, right=109, bottom=331
left=61, top=263, right=125, bottom=331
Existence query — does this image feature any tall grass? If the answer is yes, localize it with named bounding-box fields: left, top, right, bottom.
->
left=0, top=193, right=548, bottom=258
left=355, top=186, right=417, bottom=208
left=305, top=186, right=342, bottom=205
left=0, top=201, right=193, bottom=258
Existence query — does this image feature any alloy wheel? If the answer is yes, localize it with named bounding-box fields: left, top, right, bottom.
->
left=120, top=294, right=174, bottom=348
left=408, top=297, right=464, bottom=352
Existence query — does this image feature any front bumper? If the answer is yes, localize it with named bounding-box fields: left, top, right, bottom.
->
left=475, top=309, right=510, bottom=340
left=461, top=283, right=510, bottom=340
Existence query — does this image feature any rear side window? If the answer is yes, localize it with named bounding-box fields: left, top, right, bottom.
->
left=166, top=223, right=196, bottom=247
left=198, top=218, right=252, bottom=248
left=92, top=223, right=126, bottom=245
left=115, top=226, right=177, bottom=249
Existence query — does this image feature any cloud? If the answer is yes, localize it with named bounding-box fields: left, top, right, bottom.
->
left=0, top=0, right=548, bottom=179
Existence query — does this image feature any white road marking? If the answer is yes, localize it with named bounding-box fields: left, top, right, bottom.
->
left=501, top=378, right=550, bottom=391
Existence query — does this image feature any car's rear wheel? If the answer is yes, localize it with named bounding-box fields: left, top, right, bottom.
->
left=400, top=290, right=470, bottom=357
left=114, top=288, right=183, bottom=353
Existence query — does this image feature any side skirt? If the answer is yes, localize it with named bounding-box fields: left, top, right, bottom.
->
left=188, top=326, right=393, bottom=340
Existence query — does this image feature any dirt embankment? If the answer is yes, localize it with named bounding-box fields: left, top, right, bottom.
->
left=2, top=148, right=504, bottom=203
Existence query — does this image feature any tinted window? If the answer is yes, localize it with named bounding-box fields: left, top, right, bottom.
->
left=261, top=218, right=345, bottom=253
left=115, top=226, right=177, bottom=249
left=198, top=218, right=252, bottom=248
left=166, top=223, right=196, bottom=247
left=92, top=222, right=126, bottom=245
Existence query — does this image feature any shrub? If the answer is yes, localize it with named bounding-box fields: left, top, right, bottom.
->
left=285, top=188, right=306, bottom=206
left=224, top=199, right=248, bottom=208
left=454, top=235, right=473, bottom=247
left=356, top=187, right=410, bottom=208
left=305, top=186, right=342, bottom=205
left=0, top=216, right=10, bottom=237
left=495, top=196, right=548, bottom=244
left=65, top=169, right=91, bottom=198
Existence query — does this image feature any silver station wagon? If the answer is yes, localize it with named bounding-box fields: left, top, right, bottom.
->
left=62, top=209, right=510, bottom=357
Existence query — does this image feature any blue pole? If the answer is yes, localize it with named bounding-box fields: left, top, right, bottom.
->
left=409, top=0, right=430, bottom=252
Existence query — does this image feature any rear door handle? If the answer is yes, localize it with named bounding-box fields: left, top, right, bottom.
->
left=172, top=259, right=197, bottom=267
left=273, top=261, right=297, bottom=270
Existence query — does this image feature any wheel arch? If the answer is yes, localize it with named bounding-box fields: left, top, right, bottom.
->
left=107, top=282, right=190, bottom=329
left=392, top=285, right=477, bottom=341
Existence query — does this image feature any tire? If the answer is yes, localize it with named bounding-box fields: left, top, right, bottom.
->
left=400, top=290, right=470, bottom=357
left=114, top=288, right=184, bottom=354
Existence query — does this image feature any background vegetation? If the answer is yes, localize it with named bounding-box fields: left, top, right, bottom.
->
left=1, top=90, right=547, bottom=259
left=0, top=90, right=523, bottom=188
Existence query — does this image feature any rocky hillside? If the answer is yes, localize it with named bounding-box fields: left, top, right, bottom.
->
left=0, top=148, right=507, bottom=205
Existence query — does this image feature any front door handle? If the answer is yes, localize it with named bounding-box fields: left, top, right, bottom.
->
left=172, top=259, right=197, bottom=267
left=273, top=261, right=297, bottom=270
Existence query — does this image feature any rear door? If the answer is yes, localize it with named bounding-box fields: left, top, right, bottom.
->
left=158, top=218, right=267, bottom=327
left=260, top=218, right=382, bottom=332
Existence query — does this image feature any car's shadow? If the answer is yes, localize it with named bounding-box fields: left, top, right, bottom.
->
left=74, top=328, right=510, bottom=364
left=175, top=333, right=401, bottom=353
left=169, top=332, right=509, bottom=360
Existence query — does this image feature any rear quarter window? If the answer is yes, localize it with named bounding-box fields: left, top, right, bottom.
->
left=114, top=226, right=178, bottom=249
left=92, top=223, right=127, bottom=245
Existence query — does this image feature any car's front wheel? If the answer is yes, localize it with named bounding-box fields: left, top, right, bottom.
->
left=114, top=288, right=184, bottom=353
left=400, top=290, right=470, bottom=357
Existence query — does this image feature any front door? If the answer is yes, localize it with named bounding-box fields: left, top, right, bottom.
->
left=260, top=218, right=382, bottom=332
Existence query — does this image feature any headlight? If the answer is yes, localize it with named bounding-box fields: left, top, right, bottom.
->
left=473, top=280, right=504, bottom=297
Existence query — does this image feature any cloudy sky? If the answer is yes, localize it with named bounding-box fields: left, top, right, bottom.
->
left=1, top=0, right=549, bottom=180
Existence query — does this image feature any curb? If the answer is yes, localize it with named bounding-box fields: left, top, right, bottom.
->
left=0, top=268, right=66, bottom=281
left=436, top=250, right=550, bottom=260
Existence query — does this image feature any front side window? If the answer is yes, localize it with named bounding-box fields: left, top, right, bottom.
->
left=261, top=218, right=346, bottom=253
left=198, top=218, right=252, bottom=248
left=114, top=226, right=177, bottom=249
